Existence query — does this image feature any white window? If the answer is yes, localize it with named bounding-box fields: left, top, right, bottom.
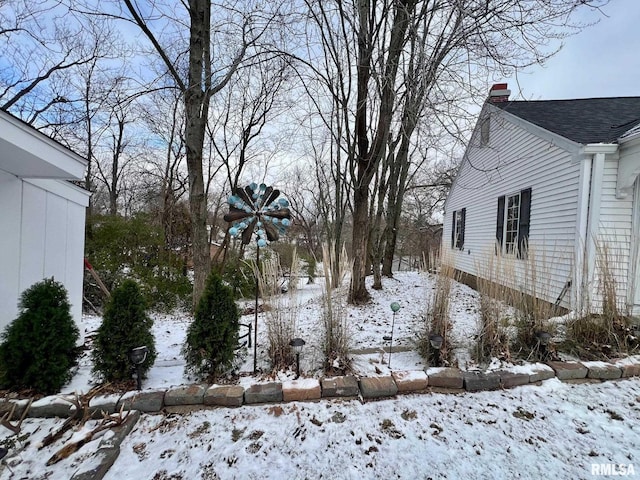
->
left=451, top=208, right=466, bottom=250
left=504, top=192, right=520, bottom=254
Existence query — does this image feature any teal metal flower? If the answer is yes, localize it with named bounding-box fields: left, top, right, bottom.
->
left=223, top=183, right=292, bottom=246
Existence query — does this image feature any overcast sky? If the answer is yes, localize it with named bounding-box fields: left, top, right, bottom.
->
left=504, top=1, right=639, bottom=100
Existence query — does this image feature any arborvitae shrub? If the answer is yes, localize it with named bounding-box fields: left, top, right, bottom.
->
left=183, top=272, right=240, bottom=379
left=92, top=280, right=157, bottom=383
left=0, top=278, right=79, bottom=394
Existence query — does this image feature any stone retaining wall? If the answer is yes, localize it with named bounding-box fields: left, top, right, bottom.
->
left=2, top=359, right=639, bottom=419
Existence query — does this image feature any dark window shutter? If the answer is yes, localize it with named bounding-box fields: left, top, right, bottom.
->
left=459, top=208, right=466, bottom=249
left=517, top=188, right=531, bottom=259
left=496, top=195, right=505, bottom=254
left=451, top=211, right=455, bottom=248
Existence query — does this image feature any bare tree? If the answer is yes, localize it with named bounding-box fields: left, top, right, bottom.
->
left=114, top=0, right=289, bottom=305
left=301, top=0, right=607, bottom=304
left=0, top=2, right=113, bottom=124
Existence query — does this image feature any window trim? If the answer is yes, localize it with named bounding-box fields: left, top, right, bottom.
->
left=451, top=208, right=466, bottom=250
left=496, top=188, right=531, bottom=258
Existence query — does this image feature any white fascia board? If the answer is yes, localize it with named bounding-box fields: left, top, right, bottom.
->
left=24, top=178, right=91, bottom=207
left=0, top=110, right=87, bottom=180
left=583, top=143, right=619, bottom=155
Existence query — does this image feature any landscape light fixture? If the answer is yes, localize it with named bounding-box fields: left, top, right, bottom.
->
left=429, top=333, right=444, bottom=350
left=386, top=302, right=401, bottom=368
left=536, top=331, right=551, bottom=346
left=129, top=346, right=148, bottom=390
left=535, top=331, right=552, bottom=361
left=429, top=333, right=444, bottom=367
left=289, top=338, right=306, bottom=379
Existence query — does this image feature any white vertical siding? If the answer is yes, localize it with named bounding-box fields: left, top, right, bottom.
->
left=0, top=170, right=23, bottom=326
left=0, top=174, right=88, bottom=335
left=444, top=107, right=581, bottom=308
left=19, top=182, right=48, bottom=289
left=594, top=157, right=634, bottom=311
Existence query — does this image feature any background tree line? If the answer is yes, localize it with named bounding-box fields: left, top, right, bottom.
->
left=0, top=0, right=607, bottom=309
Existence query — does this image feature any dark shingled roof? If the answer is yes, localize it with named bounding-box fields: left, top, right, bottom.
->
left=493, top=97, right=640, bottom=144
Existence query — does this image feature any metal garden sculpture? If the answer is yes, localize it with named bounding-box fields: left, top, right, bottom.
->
left=224, top=183, right=292, bottom=372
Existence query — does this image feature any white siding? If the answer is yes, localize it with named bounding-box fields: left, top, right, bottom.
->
left=0, top=170, right=22, bottom=326
left=0, top=174, right=88, bottom=335
left=593, top=157, right=634, bottom=311
left=444, top=107, right=581, bottom=308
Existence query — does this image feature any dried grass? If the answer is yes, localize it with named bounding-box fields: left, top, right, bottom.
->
left=320, top=243, right=351, bottom=373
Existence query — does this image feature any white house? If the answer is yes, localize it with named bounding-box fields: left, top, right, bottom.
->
left=0, top=109, right=90, bottom=334
left=443, top=84, right=640, bottom=314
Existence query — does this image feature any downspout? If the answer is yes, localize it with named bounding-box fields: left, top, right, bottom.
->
left=575, top=154, right=592, bottom=312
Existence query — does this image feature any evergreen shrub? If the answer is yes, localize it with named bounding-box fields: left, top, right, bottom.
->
left=183, top=272, right=240, bottom=379
left=92, top=280, right=157, bottom=383
left=0, top=278, right=79, bottom=394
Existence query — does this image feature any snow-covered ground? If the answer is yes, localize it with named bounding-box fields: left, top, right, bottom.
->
left=2, top=271, right=640, bottom=479
left=4, top=378, right=640, bottom=479
left=65, top=271, right=480, bottom=393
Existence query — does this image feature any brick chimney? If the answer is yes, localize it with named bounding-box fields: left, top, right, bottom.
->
left=489, top=83, right=510, bottom=103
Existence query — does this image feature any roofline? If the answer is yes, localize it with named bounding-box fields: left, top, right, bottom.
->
left=0, top=109, right=87, bottom=167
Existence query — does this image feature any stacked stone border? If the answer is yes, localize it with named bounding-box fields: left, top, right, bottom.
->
left=1, top=359, right=638, bottom=480
left=2, top=359, right=638, bottom=420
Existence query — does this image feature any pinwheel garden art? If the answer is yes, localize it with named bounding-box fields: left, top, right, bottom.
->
left=224, top=183, right=292, bottom=372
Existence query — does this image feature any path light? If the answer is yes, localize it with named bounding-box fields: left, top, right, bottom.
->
left=386, top=302, right=401, bottom=368
left=289, top=338, right=306, bottom=379
left=536, top=331, right=551, bottom=346
left=129, top=346, right=148, bottom=390
left=536, top=331, right=552, bottom=361
left=429, top=333, right=444, bottom=367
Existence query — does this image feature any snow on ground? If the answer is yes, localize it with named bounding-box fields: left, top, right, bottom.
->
left=3, top=270, right=640, bottom=479
left=3, top=379, right=640, bottom=479
left=66, top=271, right=482, bottom=393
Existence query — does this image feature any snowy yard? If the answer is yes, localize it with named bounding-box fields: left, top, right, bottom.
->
left=66, top=271, right=481, bottom=393
left=2, top=271, right=640, bottom=479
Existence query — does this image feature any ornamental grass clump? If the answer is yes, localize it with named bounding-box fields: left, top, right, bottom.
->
left=0, top=278, right=80, bottom=395
left=183, top=272, right=240, bottom=379
left=474, top=253, right=511, bottom=364
left=321, top=243, right=351, bottom=374
left=420, top=256, right=455, bottom=367
left=257, top=248, right=301, bottom=371
left=92, top=280, right=157, bottom=383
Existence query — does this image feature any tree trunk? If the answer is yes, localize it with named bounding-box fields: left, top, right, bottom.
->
left=349, top=185, right=371, bottom=303
left=186, top=0, right=212, bottom=308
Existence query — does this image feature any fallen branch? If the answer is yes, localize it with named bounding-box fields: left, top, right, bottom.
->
left=0, top=398, right=33, bottom=435
left=39, top=384, right=109, bottom=450
left=46, top=409, right=128, bottom=466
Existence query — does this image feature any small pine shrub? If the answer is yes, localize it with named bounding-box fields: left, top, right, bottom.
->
left=0, top=278, right=79, bottom=394
left=92, top=280, right=157, bottom=383
left=183, top=272, right=240, bottom=379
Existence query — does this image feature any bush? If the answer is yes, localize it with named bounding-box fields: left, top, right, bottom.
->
left=92, top=280, right=157, bottom=383
left=183, top=272, right=240, bottom=379
left=220, top=252, right=257, bottom=299
left=84, top=214, right=192, bottom=312
left=0, top=278, right=79, bottom=394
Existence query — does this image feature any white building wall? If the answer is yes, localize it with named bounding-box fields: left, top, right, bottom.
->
left=0, top=170, right=22, bottom=329
left=443, top=106, right=582, bottom=308
left=594, top=156, right=634, bottom=311
left=0, top=171, right=87, bottom=335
